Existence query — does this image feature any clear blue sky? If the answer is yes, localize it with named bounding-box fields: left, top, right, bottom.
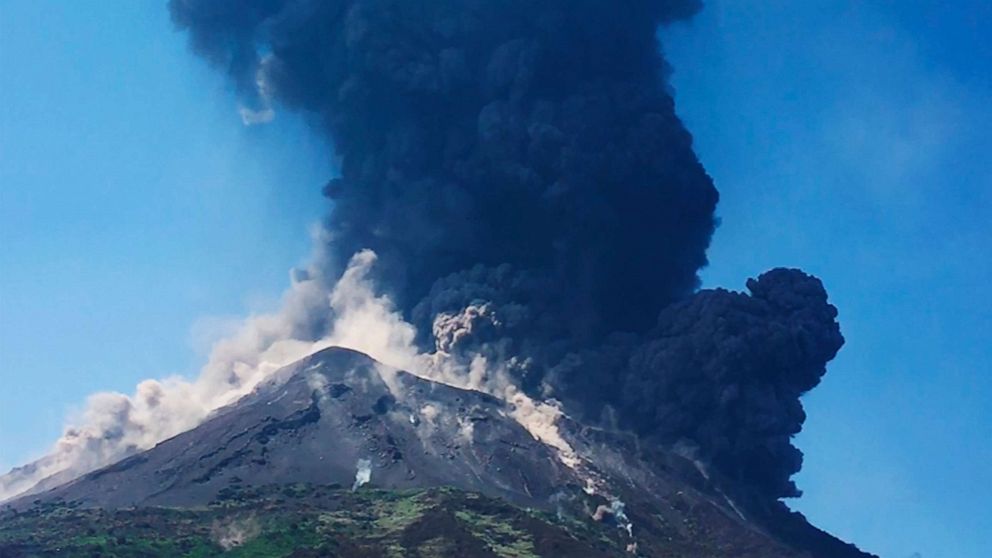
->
left=1, top=2, right=989, bottom=557
left=0, top=1, right=330, bottom=465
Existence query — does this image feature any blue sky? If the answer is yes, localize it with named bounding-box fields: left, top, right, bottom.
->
left=0, top=1, right=330, bottom=465
left=662, top=2, right=991, bottom=557
left=1, top=2, right=989, bottom=557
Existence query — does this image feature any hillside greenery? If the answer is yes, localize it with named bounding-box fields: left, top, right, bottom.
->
left=0, top=484, right=627, bottom=557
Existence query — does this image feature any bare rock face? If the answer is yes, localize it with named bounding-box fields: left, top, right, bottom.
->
left=10, top=347, right=874, bottom=558
left=27, top=348, right=574, bottom=509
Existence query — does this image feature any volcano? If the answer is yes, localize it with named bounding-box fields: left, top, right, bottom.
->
left=3, top=346, right=875, bottom=558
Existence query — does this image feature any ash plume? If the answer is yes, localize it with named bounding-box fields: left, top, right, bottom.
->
left=170, top=0, right=717, bottom=340
left=2, top=0, right=846, bottom=518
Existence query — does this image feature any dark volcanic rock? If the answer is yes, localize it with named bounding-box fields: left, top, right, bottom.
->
left=9, top=347, right=876, bottom=558
left=23, top=348, right=573, bottom=509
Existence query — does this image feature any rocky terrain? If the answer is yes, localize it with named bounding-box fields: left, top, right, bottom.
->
left=3, top=347, right=874, bottom=557
left=1, top=483, right=801, bottom=558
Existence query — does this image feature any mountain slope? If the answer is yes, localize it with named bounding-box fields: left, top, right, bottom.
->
left=5, top=347, right=874, bottom=558
left=1, top=486, right=639, bottom=557
left=13, top=348, right=575, bottom=509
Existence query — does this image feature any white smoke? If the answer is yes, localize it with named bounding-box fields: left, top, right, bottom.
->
left=419, top=404, right=439, bottom=424
left=0, top=244, right=584, bottom=503
left=323, top=250, right=419, bottom=371
left=0, top=232, right=336, bottom=502
left=456, top=416, right=476, bottom=443
left=352, top=458, right=372, bottom=491
left=239, top=106, right=275, bottom=125
left=320, top=251, right=583, bottom=472
left=211, top=516, right=260, bottom=550
left=593, top=498, right=637, bottom=552
left=238, top=54, right=278, bottom=126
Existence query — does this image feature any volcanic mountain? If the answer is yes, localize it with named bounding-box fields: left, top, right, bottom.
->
left=4, top=346, right=875, bottom=558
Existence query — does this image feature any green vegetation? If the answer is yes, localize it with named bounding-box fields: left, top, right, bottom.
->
left=454, top=509, right=537, bottom=557
left=0, top=485, right=626, bottom=557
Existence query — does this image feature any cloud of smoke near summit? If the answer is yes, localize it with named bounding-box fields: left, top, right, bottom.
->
left=169, top=0, right=718, bottom=340
left=164, top=0, right=844, bottom=506
left=3, top=0, right=847, bottom=514
left=0, top=235, right=337, bottom=502
left=2, top=245, right=581, bottom=501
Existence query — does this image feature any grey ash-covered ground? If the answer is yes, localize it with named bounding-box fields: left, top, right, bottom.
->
left=5, top=348, right=874, bottom=558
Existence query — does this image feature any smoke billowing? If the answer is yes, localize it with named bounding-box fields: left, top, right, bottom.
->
left=562, top=269, right=844, bottom=499
left=170, top=0, right=717, bottom=340
left=0, top=243, right=339, bottom=502
left=2, top=0, right=845, bottom=513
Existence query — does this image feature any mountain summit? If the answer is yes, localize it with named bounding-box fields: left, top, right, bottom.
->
left=5, top=347, right=875, bottom=558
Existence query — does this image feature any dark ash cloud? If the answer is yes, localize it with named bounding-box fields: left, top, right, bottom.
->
left=169, top=0, right=844, bottom=511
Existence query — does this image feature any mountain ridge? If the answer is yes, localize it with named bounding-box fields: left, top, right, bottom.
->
left=3, top=346, right=875, bottom=558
